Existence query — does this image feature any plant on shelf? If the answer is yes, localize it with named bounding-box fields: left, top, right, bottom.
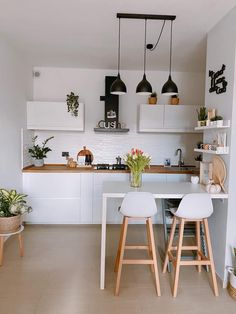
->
left=170, top=94, right=179, bottom=105
left=28, top=136, right=54, bottom=167
left=0, top=189, right=32, bottom=233
left=210, top=115, right=223, bottom=126
left=196, top=106, right=207, bottom=126
left=148, top=92, right=157, bottom=105
left=124, top=148, right=151, bottom=188
left=66, top=92, right=79, bottom=116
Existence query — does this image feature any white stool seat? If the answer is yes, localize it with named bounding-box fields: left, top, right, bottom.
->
left=174, top=193, right=213, bottom=219
left=120, top=192, right=157, bottom=218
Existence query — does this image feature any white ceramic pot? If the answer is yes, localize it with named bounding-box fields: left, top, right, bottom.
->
left=191, top=176, right=199, bottom=184
left=34, top=159, right=44, bottom=167
left=216, top=120, right=223, bottom=126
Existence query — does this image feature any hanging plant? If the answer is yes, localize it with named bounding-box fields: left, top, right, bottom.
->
left=66, top=92, right=79, bottom=117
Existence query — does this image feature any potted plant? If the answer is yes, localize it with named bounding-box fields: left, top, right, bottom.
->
left=0, top=189, right=32, bottom=233
left=28, top=136, right=54, bottom=167
left=148, top=92, right=157, bottom=105
left=196, top=107, right=207, bottom=126
left=228, top=247, right=236, bottom=299
left=66, top=92, right=79, bottom=116
left=170, top=95, right=179, bottom=105
left=210, top=115, right=223, bottom=126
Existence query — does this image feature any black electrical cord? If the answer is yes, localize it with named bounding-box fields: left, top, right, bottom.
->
left=146, top=20, right=166, bottom=51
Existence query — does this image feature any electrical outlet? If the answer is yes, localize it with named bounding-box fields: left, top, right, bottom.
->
left=62, top=152, right=69, bottom=157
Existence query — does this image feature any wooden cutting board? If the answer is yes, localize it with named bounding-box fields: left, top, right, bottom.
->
left=212, top=156, right=226, bottom=192
left=77, top=146, right=94, bottom=162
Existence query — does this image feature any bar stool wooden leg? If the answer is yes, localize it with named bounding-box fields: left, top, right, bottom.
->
left=115, top=217, right=128, bottom=296
left=114, top=217, right=125, bottom=272
left=147, top=218, right=161, bottom=296
left=196, top=221, right=201, bottom=273
left=0, top=236, right=4, bottom=266
left=163, top=216, right=177, bottom=273
left=173, top=218, right=185, bottom=298
left=146, top=219, right=154, bottom=273
left=203, top=218, right=219, bottom=296
left=18, top=233, right=24, bottom=257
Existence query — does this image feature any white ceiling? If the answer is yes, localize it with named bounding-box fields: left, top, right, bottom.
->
left=0, top=0, right=236, bottom=72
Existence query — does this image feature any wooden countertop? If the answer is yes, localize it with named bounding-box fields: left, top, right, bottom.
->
left=22, top=164, right=199, bottom=175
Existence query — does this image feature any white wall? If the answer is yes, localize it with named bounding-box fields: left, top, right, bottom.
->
left=0, top=37, right=31, bottom=190
left=205, top=6, right=236, bottom=284
left=32, top=67, right=204, bottom=165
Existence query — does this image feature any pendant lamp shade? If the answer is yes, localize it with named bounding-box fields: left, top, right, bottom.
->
left=161, top=74, right=178, bottom=95
left=110, top=73, right=127, bottom=95
left=136, top=19, right=152, bottom=95
left=136, top=74, right=152, bottom=95
left=162, top=20, right=178, bottom=95
left=110, top=18, right=127, bottom=95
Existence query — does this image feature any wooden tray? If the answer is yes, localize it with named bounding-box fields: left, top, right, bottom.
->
left=212, top=156, right=226, bottom=192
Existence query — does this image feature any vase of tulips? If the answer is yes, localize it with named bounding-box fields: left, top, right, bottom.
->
left=124, top=148, right=151, bottom=188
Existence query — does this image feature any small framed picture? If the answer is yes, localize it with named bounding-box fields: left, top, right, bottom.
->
left=164, top=158, right=171, bottom=167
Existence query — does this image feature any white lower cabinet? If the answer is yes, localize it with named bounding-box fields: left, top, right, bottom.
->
left=92, top=173, right=129, bottom=224
left=25, top=198, right=80, bottom=224
left=23, top=172, right=190, bottom=224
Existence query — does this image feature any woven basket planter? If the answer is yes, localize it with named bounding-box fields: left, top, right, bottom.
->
left=228, top=267, right=236, bottom=300
left=0, top=215, right=21, bottom=234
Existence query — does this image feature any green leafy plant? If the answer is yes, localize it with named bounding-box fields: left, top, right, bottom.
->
left=66, top=92, right=79, bottom=117
left=28, top=136, right=54, bottom=160
left=0, top=189, right=32, bottom=217
left=150, top=92, right=157, bottom=98
left=124, top=148, right=151, bottom=173
left=196, top=107, right=207, bottom=121
left=210, top=115, right=223, bottom=121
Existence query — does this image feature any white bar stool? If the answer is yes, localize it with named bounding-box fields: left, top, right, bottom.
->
left=0, top=225, right=24, bottom=266
left=163, top=193, right=219, bottom=297
left=114, top=192, right=161, bottom=296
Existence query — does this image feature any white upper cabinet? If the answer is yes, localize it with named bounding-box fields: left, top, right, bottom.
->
left=138, top=104, right=200, bottom=133
left=138, top=105, right=164, bottom=132
left=27, top=101, right=84, bottom=131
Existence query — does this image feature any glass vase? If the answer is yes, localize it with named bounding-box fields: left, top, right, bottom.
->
left=130, top=171, right=142, bottom=188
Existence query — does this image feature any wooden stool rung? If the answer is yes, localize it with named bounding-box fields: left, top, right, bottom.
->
left=124, top=245, right=149, bottom=250
left=122, top=259, right=154, bottom=265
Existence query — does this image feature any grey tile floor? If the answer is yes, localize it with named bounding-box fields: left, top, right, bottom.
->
left=0, top=225, right=234, bottom=314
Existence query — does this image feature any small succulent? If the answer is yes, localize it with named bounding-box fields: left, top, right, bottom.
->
left=196, top=107, right=207, bottom=121
left=66, top=92, right=79, bottom=117
left=150, top=92, right=157, bottom=98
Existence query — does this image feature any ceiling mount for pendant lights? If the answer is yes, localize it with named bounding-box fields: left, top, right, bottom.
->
left=161, top=20, right=178, bottom=95
left=136, top=19, right=152, bottom=95
left=112, top=13, right=178, bottom=95
left=110, top=18, right=127, bottom=95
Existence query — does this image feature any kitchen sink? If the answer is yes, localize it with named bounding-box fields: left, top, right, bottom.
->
left=169, top=165, right=196, bottom=171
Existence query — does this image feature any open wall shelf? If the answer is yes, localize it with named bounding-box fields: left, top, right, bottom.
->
left=194, top=148, right=229, bottom=155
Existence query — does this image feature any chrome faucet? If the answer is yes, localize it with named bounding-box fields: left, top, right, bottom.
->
left=175, top=148, right=184, bottom=167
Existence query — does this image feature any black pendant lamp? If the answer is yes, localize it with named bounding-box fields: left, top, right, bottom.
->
left=136, top=19, right=152, bottom=95
left=110, top=18, right=127, bottom=95
left=162, top=20, right=178, bottom=95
